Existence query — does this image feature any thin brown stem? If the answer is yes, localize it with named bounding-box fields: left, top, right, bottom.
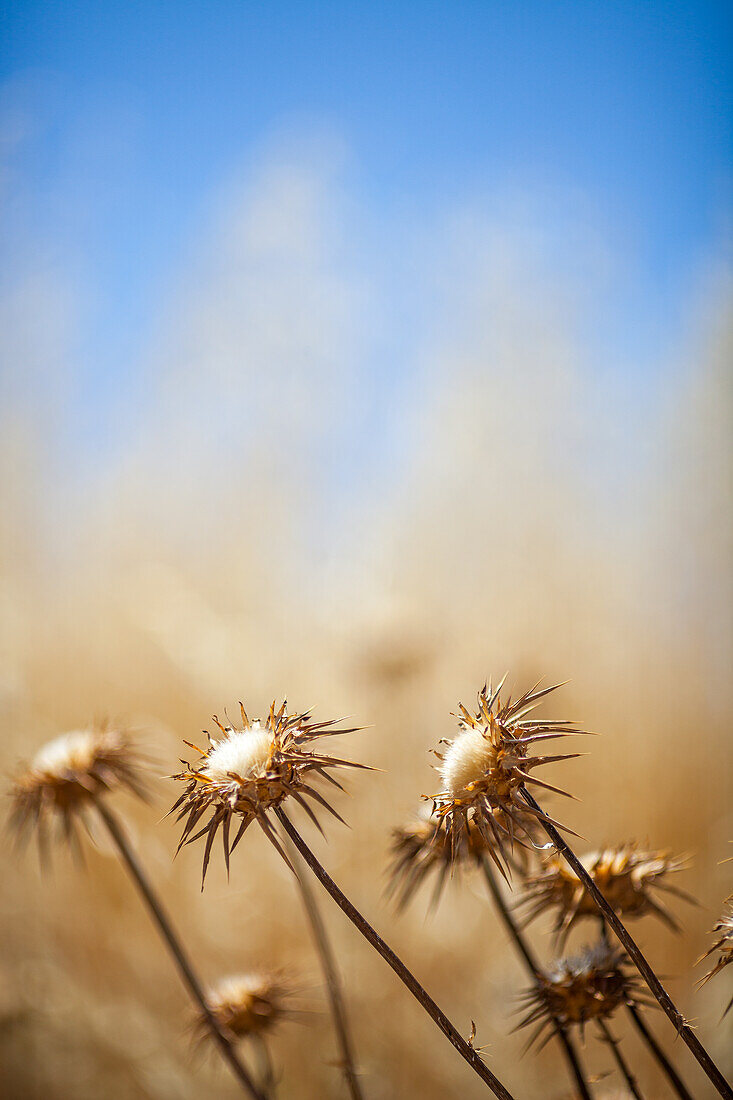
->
left=274, top=809, right=516, bottom=1099
left=284, top=837, right=365, bottom=1100
left=597, top=1019, right=644, bottom=1100
left=94, top=800, right=264, bottom=1100
left=521, top=788, right=733, bottom=1100
left=479, top=855, right=593, bottom=1100
left=627, top=1005, right=693, bottom=1100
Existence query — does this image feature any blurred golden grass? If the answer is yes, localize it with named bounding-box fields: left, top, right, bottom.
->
left=1, top=298, right=731, bottom=1097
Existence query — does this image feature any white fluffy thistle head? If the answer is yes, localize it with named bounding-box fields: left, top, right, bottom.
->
left=432, top=677, right=586, bottom=878
left=9, top=724, right=149, bottom=853
left=170, top=699, right=367, bottom=887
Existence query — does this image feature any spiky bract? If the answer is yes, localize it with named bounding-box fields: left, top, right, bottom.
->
left=169, top=700, right=365, bottom=886
left=199, top=971, right=298, bottom=1043
left=388, top=804, right=540, bottom=909
left=518, top=844, right=692, bottom=943
left=432, top=677, right=584, bottom=878
left=9, top=726, right=149, bottom=854
left=516, top=943, right=650, bottom=1048
left=698, top=898, right=733, bottom=1016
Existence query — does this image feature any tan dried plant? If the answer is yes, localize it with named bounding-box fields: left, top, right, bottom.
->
left=388, top=804, right=539, bottom=909
left=199, top=971, right=302, bottom=1044
left=698, top=897, right=733, bottom=1016
left=169, top=700, right=366, bottom=887
left=431, top=677, right=586, bottom=878
left=9, top=725, right=149, bottom=855
left=518, top=844, right=693, bottom=943
left=9, top=726, right=265, bottom=1099
left=169, top=698, right=516, bottom=1098
left=516, top=943, right=650, bottom=1048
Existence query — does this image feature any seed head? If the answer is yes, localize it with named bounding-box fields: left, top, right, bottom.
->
left=9, top=726, right=149, bottom=854
left=516, top=943, right=649, bottom=1048
left=432, top=677, right=585, bottom=878
left=388, top=804, right=540, bottom=910
left=199, top=971, right=299, bottom=1043
left=169, top=700, right=366, bottom=886
left=698, top=897, right=733, bottom=1016
left=518, top=844, right=693, bottom=943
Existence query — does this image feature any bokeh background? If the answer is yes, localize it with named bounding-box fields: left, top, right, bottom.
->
left=1, top=2, right=731, bottom=1097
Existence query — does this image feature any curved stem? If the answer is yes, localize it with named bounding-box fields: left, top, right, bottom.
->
left=521, top=788, right=733, bottom=1099
left=94, top=800, right=264, bottom=1100
left=284, top=836, right=365, bottom=1100
left=479, top=856, right=593, bottom=1100
left=626, top=1005, right=693, bottom=1100
left=274, top=809, right=515, bottom=1099
left=597, top=1019, right=644, bottom=1100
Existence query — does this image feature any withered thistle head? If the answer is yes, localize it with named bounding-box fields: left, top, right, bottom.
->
left=518, top=844, right=692, bottom=943
left=698, top=897, right=733, bottom=1016
left=432, top=677, right=585, bottom=878
left=388, top=804, right=539, bottom=910
left=200, top=971, right=299, bottom=1043
left=169, top=700, right=365, bottom=886
left=516, top=943, right=649, bottom=1047
left=9, top=726, right=149, bottom=854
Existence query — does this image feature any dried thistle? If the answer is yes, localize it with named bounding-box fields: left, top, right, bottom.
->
left=698, top=897, right=733, bottom=1016
left=518, top=844, right=693, bottom=942
left=169, top=700, right=366, bottom=886
left=432, top=677, right=585, bottom=878
left=199, top=971, right=301, bottom=1044
left=9, top=725, right=149, bottom=854
left=516, top=943, right=650, bottom=1048
left=388, top=804, right=539, bottom=909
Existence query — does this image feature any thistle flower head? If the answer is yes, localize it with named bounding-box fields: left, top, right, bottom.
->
left=199, top=970, right=299, bottom=1043
left=432, top=677, right=585, bottom=878
left=388, top=803, right=540, bottom=909
left=169, top=700, right=365, bottom=886
left=698, top=897, right=733, bottom=1016
left=518, top=844, right=692, bottom=943
left=516, top=943, right=649, bottom=1048
left=9, top=725, right=148, bottom=852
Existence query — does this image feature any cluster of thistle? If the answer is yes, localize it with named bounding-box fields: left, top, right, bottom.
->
left=7, top=678, right=733, bottom=1098
left=386, top=678, right=731, bottom=1088
left=7, top=713, right=350, bottom=1091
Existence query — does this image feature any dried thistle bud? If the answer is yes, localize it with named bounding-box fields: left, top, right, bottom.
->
left=518, top=844, right=692, bottom=942
left=9, top=726, right=149, bottom=853
left=516, top=943, right=649, bottom=1047
left=432, top=677, right=585, bottom=878
left=388, top=804, right=540, bottom=909
left=169, top=700, right=366, bottom=886
left=698, top=898, right=733, bottom=1016
left=200, top=971, right=299, bottom=1043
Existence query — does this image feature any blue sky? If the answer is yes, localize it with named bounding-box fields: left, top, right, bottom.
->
left=1, top=1, right=731, bottom=466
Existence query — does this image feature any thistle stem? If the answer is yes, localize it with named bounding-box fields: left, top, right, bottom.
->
left=626, top=1005, right=693, bottom=1100
left=478, top=856, right=593, bottom=1100
left=284, top=837, right=365, bottom=1100
left=94, top=800, right=264, bottom=1100
left=521, top=788, right=733, bottom=1099
left=597, top=1019, right=644, bottom=1100
left=274, top=809, right=516, bottom=1099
